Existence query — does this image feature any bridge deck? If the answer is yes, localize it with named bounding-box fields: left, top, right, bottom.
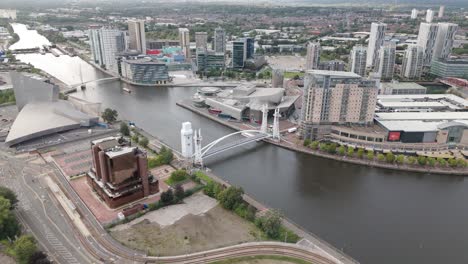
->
left=204, top=134, right=270, bottom=158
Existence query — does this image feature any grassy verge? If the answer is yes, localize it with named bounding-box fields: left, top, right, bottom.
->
left=284, top=71, right=304, bottom=79
left=210, top=255, right=311, bottom=264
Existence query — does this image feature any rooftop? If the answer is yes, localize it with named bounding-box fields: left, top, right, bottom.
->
left=306, top=70, right=361, bottom=78
left=381, top=82, right=427, bottom=90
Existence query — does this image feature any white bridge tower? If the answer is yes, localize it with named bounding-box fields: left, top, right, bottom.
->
left=260, top=104, right=268, bottom=134
left=180, top=122, right=194, bottom=159
left=272, top=108, right=281, bottom=140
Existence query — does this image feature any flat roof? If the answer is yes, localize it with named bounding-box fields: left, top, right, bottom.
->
left=378, top=120, right=468, bottom=132
left=377, top=94, right=468, bottom=108
left=375, top=111, right=468, bottom=121
left=381, top=82, right=427, bottom=90
left=105, top=147, right=136, bottom=158
left=305, top=70, right=361, bottom=78
left=378, top=101, right=447, bottom=108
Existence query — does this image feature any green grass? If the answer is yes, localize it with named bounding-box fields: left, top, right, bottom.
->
left=194, top=171, right=214, bottom=184
left=284, top=71, right=304, bottom=79
left=164, top=174, right=188, bottom=186
left=210, top=255, right=312, bottom=264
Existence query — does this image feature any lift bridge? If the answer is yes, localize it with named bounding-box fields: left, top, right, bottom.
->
left=181, top=105, right=281, bottom=166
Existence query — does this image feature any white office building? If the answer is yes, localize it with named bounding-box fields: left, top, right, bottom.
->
left=366, top=22, right=387, bottom=68
left=438, top=6, right=445, bottom=18
left=375, top=42, right=396, bottom=80
left=411, top=9, right=418, bottom=19
left=214, top=27, right=226, bottom=53
left=433, top=23, right=458, bottom=61
left=127, top=19, right=146, bottom=53
left=401, top=45, right=424, bottom=79
left=89, top=27, right=125, bottom=72
left=416, top=22, right=439, bottom=66
left=426, top=9, right=434, bottom=23
left=178, top=28, right=191, bottom=61
left=349, top=45, right=367, bottom=77
left=305, top=42, right=320, bottom=70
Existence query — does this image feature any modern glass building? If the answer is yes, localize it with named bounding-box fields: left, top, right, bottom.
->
left=119, top=58, right=170, bottom=85
left=232, top=40, right=246, bottom=69
left=245, top=37, right=255, bottom=59
left=430, top=59, right=468, bottom=78
left=196, top=49, right=225, bottom=73
left=89, top=27, right=125, bottom=72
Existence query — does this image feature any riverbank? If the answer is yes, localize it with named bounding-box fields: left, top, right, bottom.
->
left=176, top=100, right=467, bottom=176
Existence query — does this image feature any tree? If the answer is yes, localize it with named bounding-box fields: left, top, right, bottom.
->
left=0, top=186, right=18, bottom=208
left=174, top=184, right=185, bottom=201
left=158, top=146, right=173, bottom=164
left=356, top=148, right=364, bottom=159
left=255, top=210, right=282, bottom=239
left=217, top=186, right=244, bottom=210
left=327, top=143, right=337, bottom=154
left=457, top=159, right=467, bottom=168
left=204, top=181, right=217, bottom=197
left=29, top=251, right=51, bottom=264
left=303, top=139, right=311, bottom=147
left=337, top=145, right=346, bottom=156
left=448, top=158, right=457, bottom=167
left=417, top=156, right=427, bottom=166
left=377, top=153, right=385, bottom=162
left=396, top=155, right=405, bottom=164
left=0, top=196, right=20, bottom=240
left=347, top=147, right=355, bottom=157
left=319, top=143, right=328, bottom=152
left=119, top=123, right=130, bottom=136
left=367, top=150, right=374, bottom=160
left=169, top=170, right=188, bottom=184
left=11, top=235, right=37, bottom=264
left=427, top=157, right=436, bottom=167
left=385, top=152, right=395, bottom=163
left=406, top=156, right=417, bottom=165
left=101, top=108, right=118, bottom=123
left=160, top=189, right=174, bottom=204
left=437, top=158, right=447, bottom=167
left=139, top=137, right=149, bottom=148
left=131, top=135, right=139, bottom=143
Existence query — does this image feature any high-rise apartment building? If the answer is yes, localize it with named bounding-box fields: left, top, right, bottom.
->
left=86, top=137, right=159, bottom=208
left=401, top=45, right=424, bottom=79
left=438, top=6, right=445, bottom=18
left=433, top=23, right=458, bottom=61
left=375, top=42, right=396, bottom=80
left=366, top=22, right=387, bottom=68
left=305, top=42, right=320, bottom=70
left=178, top=28, right=190, bottom=61
left=349, top=45, right=367, bottom=77
left=426, top=9, right=434, bottom=23
left=214, top=27, right=226, bottom=53
left=300, top=70, right=378, bottom=139
left=416, top=22, right=439, bottom=66
left=89, top=27, right=126, bottom=72
left=232, top=39, right=246, bottom=69
left=195, top=32, right=208, bottom=50
left=411, top=9, right=418, bottom=19
left=127, top=19, right=146, bottom=53
left=245, top=38, right=255, bottom=59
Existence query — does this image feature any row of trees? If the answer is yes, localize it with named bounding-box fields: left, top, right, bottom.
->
left=0, top=186, right=50, bottom=264
left=201, top=174, right=298, bottom=242
left=303, top=140, right=468, bottom=168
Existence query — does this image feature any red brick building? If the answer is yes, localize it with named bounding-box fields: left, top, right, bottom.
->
left=86, top=136, right=158, bottom=208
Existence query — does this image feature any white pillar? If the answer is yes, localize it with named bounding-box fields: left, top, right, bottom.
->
left=181, top=122, right=194, bottom=158
left=260, top=104, right=268, bottom=134
left=273, top=108, right=281, bottom=140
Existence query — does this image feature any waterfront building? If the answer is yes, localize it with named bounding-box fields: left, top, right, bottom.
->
left=375, top=42, right=396, bottom=81
left=426, top=9, right=434, bottom=23
left=401, top=45, right=424, bottom=80
left=430, top=59, right=468, bottom=78
left=89, top=26, right=126, bottom=72
left=245, top=38, right=255, bottom=59
left=411, top=8, right=418, bottom=19
left=349, top=45, right=367, bottom=77
left=196, top=49, right=225, bottom=73
left=416, top=23, right=439, bottom=66
left=305, top=42, right=320, bottom=70
left=366, top=22, right=387, bottom=68
left=87, top=137, right=159, bottom=209
left=178, top=28, right=190, bottom=61
left=433, top=23, right=458, bottom=61
left=300, top=70, right=378, bottom=140
left=438, top=6, right=445, bottom=18
left=214, top=27, right=226, bottom=53
left=127, top=19, right=146, bottom=53
left=118, top=57, right=170, bottom=85
left=195, top=32, right=208, bottom=50
left=232, top=39, right=247, bottom=69
left=272, top=69, right=284, bottom=88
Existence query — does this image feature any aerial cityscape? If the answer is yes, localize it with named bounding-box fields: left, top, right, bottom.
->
left=0, top=0, right=468, bottom=263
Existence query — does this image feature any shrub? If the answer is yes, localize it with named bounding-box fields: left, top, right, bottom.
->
left=347, top=147, right=355, bottom=157
left=132, top=135, right=139, bottom=143
left=217, top=186, right=244, bottom=210
left=158, top=146, right=173, bottom=164
left=367, top=150, right=374, bottom=160
left=356, top=148, right=364, bottom=159
left=406, top=156, right=417, bottom=165
left=385, top=152, right=395, bottom=163
left=160, top=189, right=174, bottom=205
left=377, top=153, right=385, bottom=162
left=255, top=210, right=282, bottom=239
left=417, top=156, right=427, bottom=166
left=120, top=122, right=130, bottom=136
left=448, top=158, right=457, bottom=167
left=0, top=186, right=18, bottom=208
left=457, top=159, right=467, bottom=168
left=319, top=143, right=328, bottom=152
left=167, top=170, right=188, bottom=185
left=139, top=137, right=149, bottom=148
left=396, top=154, right=405, bottom=164
left=303, top=139, right=311, bottom=147
left=310, top=141, right=319, bottom=150
left=327, top=143, right=337, bottom=154
left=174, top=184, right=185, bottom=202
left=337, top=145, right=346, bottom=156
left=427, top=157, right=436, bottom=167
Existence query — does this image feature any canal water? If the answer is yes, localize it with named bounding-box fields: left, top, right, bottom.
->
left=12, top=24, right=468, bottom=264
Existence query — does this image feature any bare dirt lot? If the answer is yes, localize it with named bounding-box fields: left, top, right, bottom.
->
left=110, top=202, right=264, bottom=256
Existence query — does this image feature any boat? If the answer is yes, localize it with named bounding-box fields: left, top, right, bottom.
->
left=208, top=108, right=222, bottom=114
left=123, top=88, right=131, bottom=93
left=218, top=113, right=231, bottom=119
